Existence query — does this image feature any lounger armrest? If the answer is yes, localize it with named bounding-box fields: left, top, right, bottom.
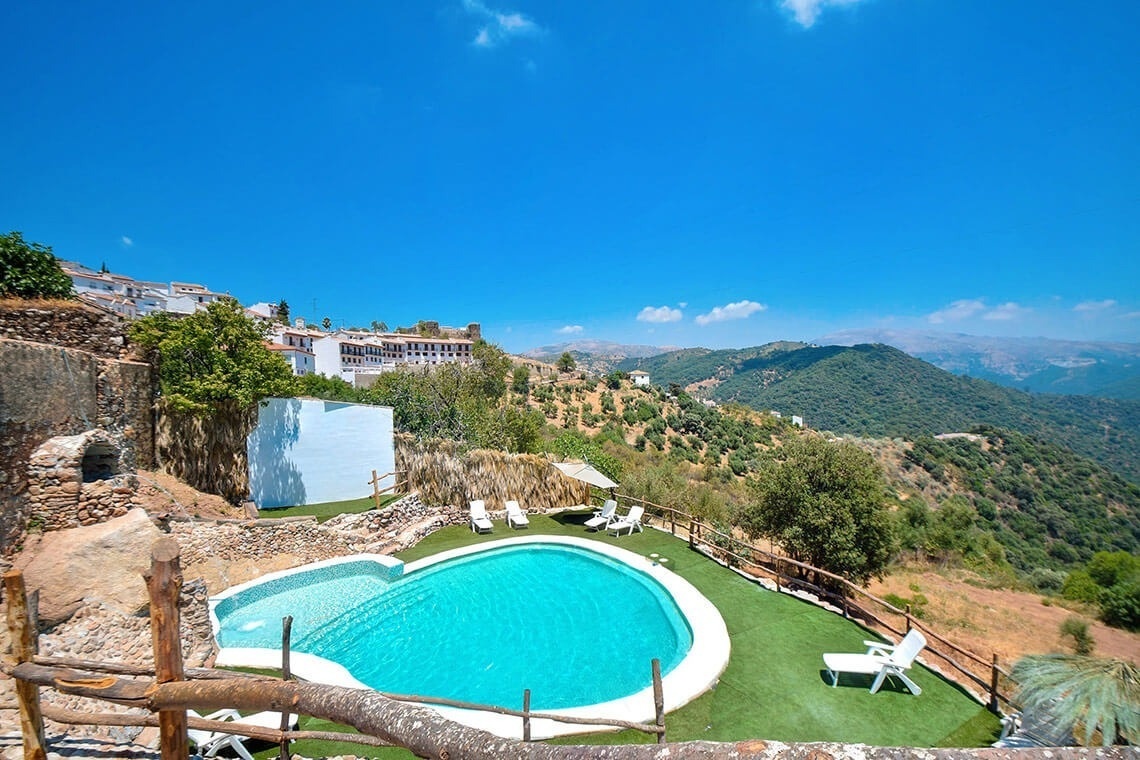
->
left=863, top=640, right=896, bottom=655
left=202, top=707, right=242, bottom=722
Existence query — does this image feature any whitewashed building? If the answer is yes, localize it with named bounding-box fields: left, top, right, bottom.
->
left=630, top=370, right=651, bottom=386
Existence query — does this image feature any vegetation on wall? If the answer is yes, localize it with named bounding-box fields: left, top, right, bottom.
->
left=0, top=231, right=75, bottom=300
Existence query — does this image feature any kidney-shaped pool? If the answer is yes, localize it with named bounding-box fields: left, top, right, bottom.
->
left=210, top=535, right=730, bottom=738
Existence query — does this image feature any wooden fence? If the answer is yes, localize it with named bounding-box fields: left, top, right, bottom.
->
left=607, top=492, right=1016, bottom=713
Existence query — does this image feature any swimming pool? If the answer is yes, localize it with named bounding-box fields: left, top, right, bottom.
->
left=210, top=536, right=730, bottom=738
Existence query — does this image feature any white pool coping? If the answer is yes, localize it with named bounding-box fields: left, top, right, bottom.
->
left=209, top=535, right=731, bottom=740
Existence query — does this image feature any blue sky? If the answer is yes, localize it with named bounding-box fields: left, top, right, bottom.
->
left=3, top=1, right=1138, bottom=353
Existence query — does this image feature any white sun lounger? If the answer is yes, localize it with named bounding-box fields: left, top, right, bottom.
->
left=822, top=629, right=926, bottom=695
left=505, top=499, right=529, bottom=528
left=584, top=499, right=618, bottom=531
left=188, top=708, right=298, bottom=760
left=606, top=505, right=644, bottom=536
left=469, top=500, right=493, bottom=533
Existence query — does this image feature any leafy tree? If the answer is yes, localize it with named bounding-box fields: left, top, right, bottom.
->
left=276, top=299, right=290, bottom=324
left=129, top=297, right=295, bottom=414
left=321, top=316, right=332, bottom=331
left=740, top=436, right=895, bottom=583
left=371, top=320, right=389, bottom=333
left=556, top=352, right=576, bottom=373
left=1009, top=655, right=1139, bottom=746
left=0, top=231, right=75, bottom=299
left=1087, top=551, right=1139, bottom=589
left=511, top=365, right=531, bottom=395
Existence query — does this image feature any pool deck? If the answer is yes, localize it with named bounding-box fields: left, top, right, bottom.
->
left=210, top=535, right=730, bottom=740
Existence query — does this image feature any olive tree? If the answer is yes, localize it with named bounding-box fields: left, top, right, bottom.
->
left=740, top=436, right=894, bottom=583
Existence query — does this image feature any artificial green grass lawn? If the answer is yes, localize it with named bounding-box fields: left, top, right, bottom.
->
left=256, top=494, right=399, bottom=523
left=252, top=510, right=1000, bottom=757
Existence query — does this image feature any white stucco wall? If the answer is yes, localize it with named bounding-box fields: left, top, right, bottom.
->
left=247, top=397, right=395, bottom=508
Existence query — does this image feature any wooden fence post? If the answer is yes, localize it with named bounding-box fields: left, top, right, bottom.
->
left=688, top=520, right=695, bottom=549
left=989, top=653, right=1001, bottom=713
left=145, top=538, right=188, bottom=760
left=522, top=688, right=531, bottom=742
left=280, top=616, right=294, bottom=760
left=651, top=659, right=665, bottom=744
left=905, top=606, right=913, bottom=633
left=369, top=469, right=382, bottom=509
left=3, top=570, right=47, bottom=760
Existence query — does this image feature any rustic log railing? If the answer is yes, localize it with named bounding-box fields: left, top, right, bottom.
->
left=605, top=492, right=1016, bottom=713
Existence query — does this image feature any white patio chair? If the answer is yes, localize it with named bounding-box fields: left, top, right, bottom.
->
left=584, top=499, right=618, bottom=531
left=606, top=505, right=645, bottom=536
left=822, top=628, right=926, bottom=695
left=188, top=708, right=297, bottom=760
left=469, top=500, right=493, bottom=533
left=505, top=499, right=529, bottom=528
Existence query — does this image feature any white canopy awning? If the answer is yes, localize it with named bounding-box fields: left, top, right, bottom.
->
left=552, top=462, right=618, bottom=490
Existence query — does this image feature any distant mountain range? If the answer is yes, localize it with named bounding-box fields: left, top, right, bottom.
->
left=815, top=329, right=1140, bottom=400
left=618, top=342, right=1140, bottom=484
left=524, top=340, right=680, bottom=376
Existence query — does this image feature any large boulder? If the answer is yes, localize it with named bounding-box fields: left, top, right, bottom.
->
left=15, top=508, right=164, bottom=626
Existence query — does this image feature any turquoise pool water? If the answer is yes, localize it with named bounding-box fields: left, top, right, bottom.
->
left=213, top=544, right=694, bottom=710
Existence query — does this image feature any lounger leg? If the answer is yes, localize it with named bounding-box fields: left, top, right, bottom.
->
left=829, top=668, right=838, bottom=687
left=896, top=672, right=922, bottom=695
left=870, top=669, right=888, bottom=694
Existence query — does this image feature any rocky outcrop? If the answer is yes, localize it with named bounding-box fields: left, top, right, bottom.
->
left=14, top=508, right=163, bottom=625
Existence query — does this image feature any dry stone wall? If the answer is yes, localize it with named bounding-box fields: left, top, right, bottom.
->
left=0, top=300, right=132, bottom=360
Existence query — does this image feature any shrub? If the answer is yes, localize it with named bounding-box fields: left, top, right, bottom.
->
left=1099, top=582, right=1140, bottom=631
left=1059, top=616, right=1095, bottom=655
left=1061, top=570, right=1102, bottom=603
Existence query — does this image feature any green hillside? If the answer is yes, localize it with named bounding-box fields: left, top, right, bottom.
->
left=622, top=343, right=1140, bottom=484
left=898, top=428, right=1140, bottom=571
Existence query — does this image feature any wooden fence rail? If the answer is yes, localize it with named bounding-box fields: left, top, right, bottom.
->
left=601, top=492, right=1015, bottom=712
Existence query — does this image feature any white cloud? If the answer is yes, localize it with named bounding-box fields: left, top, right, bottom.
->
left=695, top=300, right=766, bottom=326
left=927, top=299, right=986, bottom=324
left=637, top=305, right=683, bottom=324
left=1073, top=299, right=1117, bottom=312
left=984, top=302, right=1030, bottom=321
left=462, top=0, right=542, bottom=48
left=120, top=236, right=133, bottom=247
left=781, top=0, right=866, bottom=28
left=556, top=325, right=583, bottom=334
left=1124, top=311, right=1140, bottom=320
